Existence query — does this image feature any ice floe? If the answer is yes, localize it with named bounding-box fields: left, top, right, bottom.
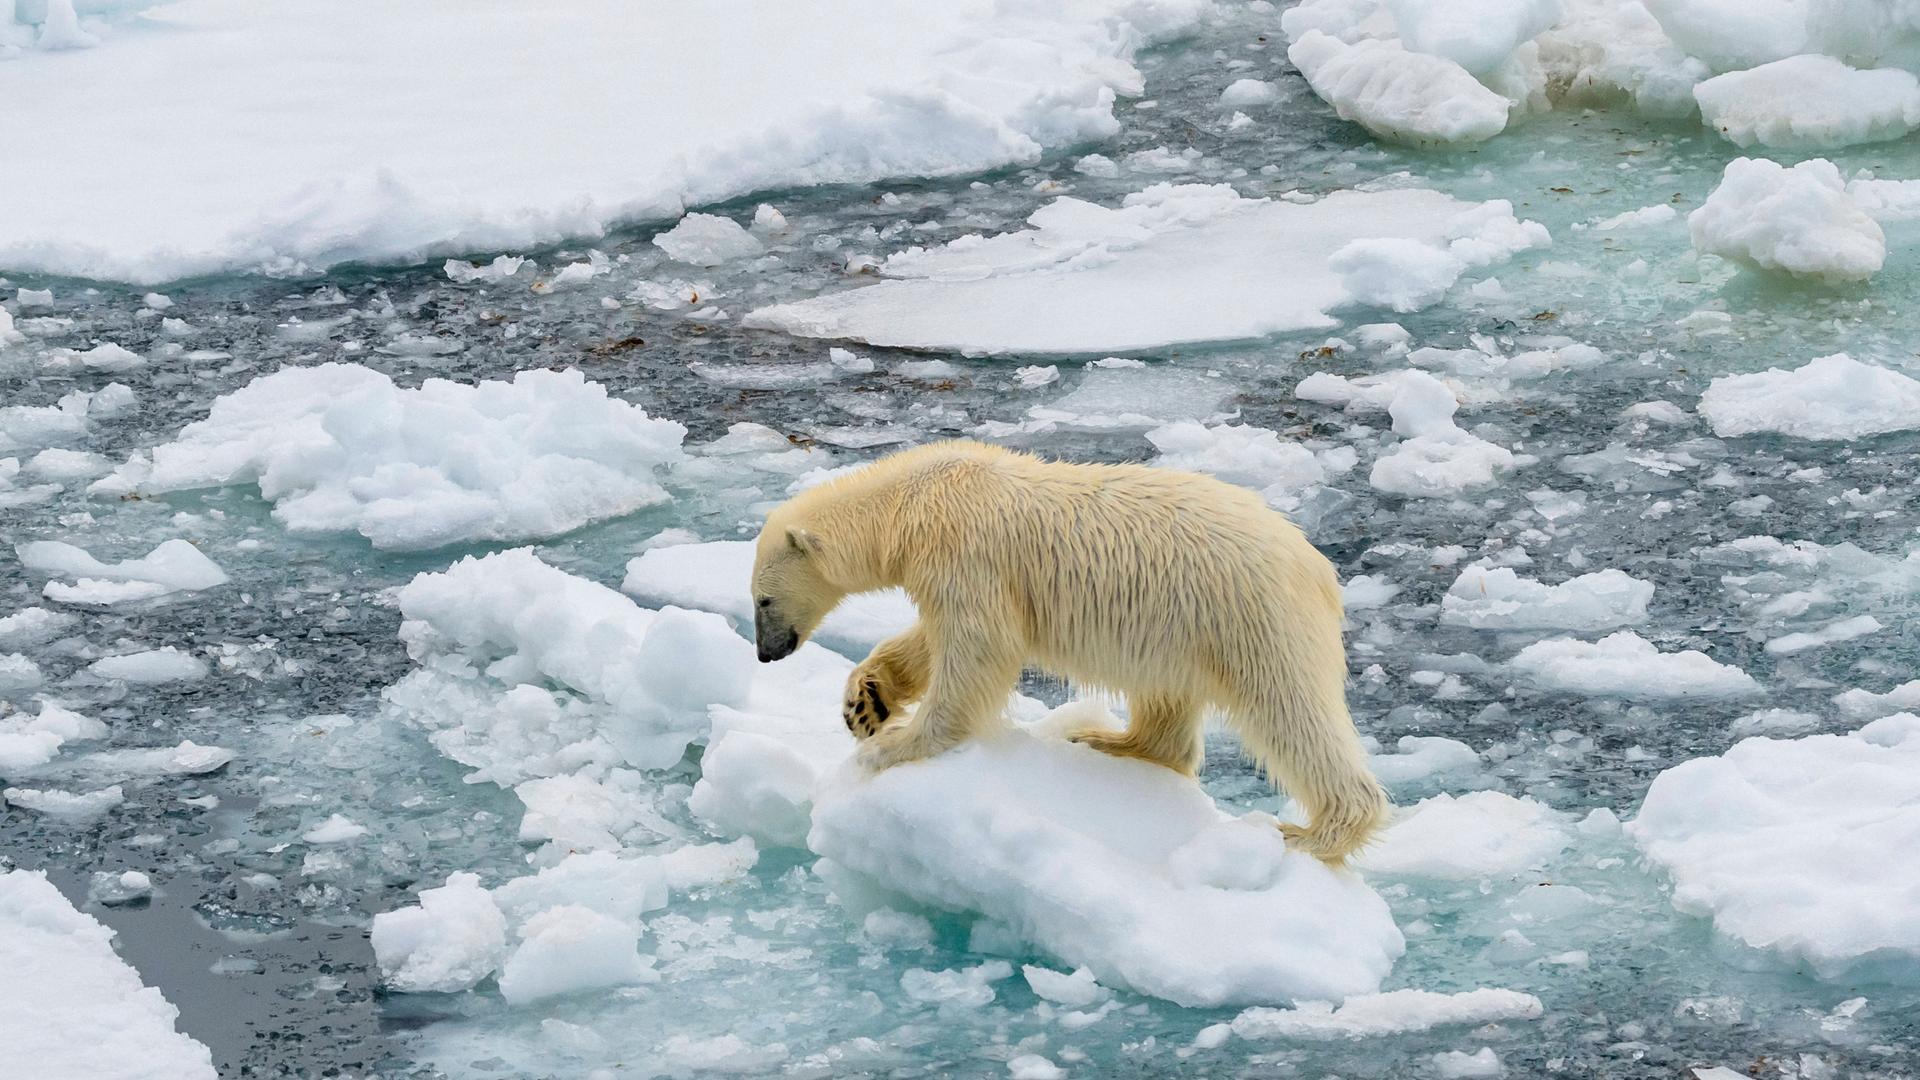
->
left=1694, top=55, right=1920, bottom=149
left=1229, top=986, right=1544, bottom=1039
left=97, top=364, right=685, bottom=550
left=16, top=538, right=227, bottom=607
left=0, top=869, right=216, bottom=1080
left=1688, top=158, right=1886, bottom=282
left=1698, top=353, right=1920, bottom=440
left=1629, top=714, right=1920, bottom=978
left=745, top=184, right=1548, bottom=354
left=1358, top=791, right=1572, bottom=879
left=1441, top=564, right=1653, bottom=631
left=0, top=0, right=1210, bottom=282
left=1509, top=631, right=1758, bottom=698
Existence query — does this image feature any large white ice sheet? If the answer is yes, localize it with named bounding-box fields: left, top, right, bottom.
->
left=0, top=869, right=217, bottom=1080
left=0, top=0, right=1209, bottom=283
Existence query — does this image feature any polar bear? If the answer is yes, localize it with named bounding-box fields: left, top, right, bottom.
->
left=749, top=440, right=1388, bottom=863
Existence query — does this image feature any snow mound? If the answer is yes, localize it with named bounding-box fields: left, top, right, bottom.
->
left=97, top=364, right=685, bottom=550
left=0, top=0, right=1212, bottom=283
left=15, top=538, right=227, bottom=607
left=622, top=540, right=915, bottom=659
left=1387, top=0, right=1563, bottom=77
left=1688, top=158, right=1886, bottom=283
left=1441, top=564, right=1653, bottom=631
left=1628, top=714, right=1920, bottom=978
left=1695, top=55, right=1920, bottom=149
left=744, top=184, right=1547, bottom=354
left=1230, top=986, right=1544, bottom=1039
left=1287, top=32, right=1513, bottom=145
left=0, top=869, right=216, bottom=1080
left=1510, top=631, right=1759, bottom=699
left=809, top=718, right=1404, bottom=1007
left=1358, top=791, right=1571, bottom=879
left=1698, top=353, right=1920, bottom=441
left=1640, top=0, right=1808, bottom=71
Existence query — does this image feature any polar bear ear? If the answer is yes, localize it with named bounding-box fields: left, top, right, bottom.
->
left=786, top=526, right=824, bottom=557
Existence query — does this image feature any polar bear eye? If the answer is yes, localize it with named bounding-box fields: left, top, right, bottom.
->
left=756, top=597, right=773, bottom=609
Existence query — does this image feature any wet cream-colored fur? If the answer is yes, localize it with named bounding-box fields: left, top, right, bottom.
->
left=748, top=440, right=1389, bottom=863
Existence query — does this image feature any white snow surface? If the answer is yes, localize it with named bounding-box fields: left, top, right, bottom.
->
left=1694, top=55, right=1920, bottom=149
left=97, top=364, right=685, bottom=550
left=744, top=184, right=1548, bottom=354
left=0, top=869, right=216, bottom=1080
left=1358, top=791, right=1572, bottom=879
left=1441, top=564, right=1653, bottom=631
left=1688, top=158, right=1886, bottom=282
left=1697, top=353, right=1920, bottom=441
left=1287, top=31, right=1514, bottom=145
left=1628, top=714, right=1920, bottom=977
left=0, top=0, right=1212, bottom=283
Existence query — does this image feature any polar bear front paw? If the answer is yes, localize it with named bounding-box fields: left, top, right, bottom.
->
left=854, top=722, right=939, bottom=772
left=842, top=672, right=895, bottom=740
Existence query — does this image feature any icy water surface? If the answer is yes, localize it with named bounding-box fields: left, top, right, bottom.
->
left=5, top=9, right=1920, bottom=1079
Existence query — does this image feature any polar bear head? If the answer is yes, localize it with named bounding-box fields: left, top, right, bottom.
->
left=749, top=512, right=841, bottom=663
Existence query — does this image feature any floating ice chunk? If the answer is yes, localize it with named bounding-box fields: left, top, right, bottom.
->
left=1386, top=0, right=1563, bottom=76
left=0, top=653, right=44, bottom=693
left=1695, top=55, right=1920, bottom=149
left=24, top=447, right=111, bottom=480
left=370, top=872, right=509, bottom=994
left=1362, top=370, right=1516, bottom=498
left=1698, top=353, right=1920, bottom=440
left=1590, top=203, right=1679, bottom=230
left=1434, top=1047, right=1506, bottom=1077
left=0, top=702, right=107, bottom=771
left=652, top=213, right=765, bottom=266
left=623, top=540, right=914, bottom=659
left=17, top=538, right=228, bottom=607
left=96, top=364, right=685, bottom=550
left=1367, top=736, right=1483, bottom=786
left=72, top=342, right=143, bottom=372
left=88, top=647, right=209, bottom=685
left=1219, top=78, right=1279, bottom=106
left=1641, top=0, right=1808, bottom=71
left=0, top=870, right=216, bottom=1080
left=1023, top=964, right=1109, bottom=1007
left=1343, top=574, right=1401, bottom=609
left=443, top=255, right=525, bottom=283
left=1009, top=1054, right=1067, bottom=1079
left=1847, top=174, right=1920, bottom=221
left=900, top=960, right=1013, bottom=1008
left=87, top=871, right=154, bottom=906
left=1441, top=565, right=1653, bottom=631
left=1629, top=716, right=1920, bottom=977
left=745, top=185, right=1544, bottom=354
left=1834, top=679, right=1920, bottom=719
left=5, top=785, right=124, bottom=820
left=301, top=814, right=368, bottom=844
left=1230, top=987, right=1544, bottom=1039
left=1288, top=32, right=1511, bottom=146
left=1765, top=614, right=1882, bottom=654
left=1688, top=158, right=1885, bottom=282
left=0, top=308, right=21, bottom=348
left=0, top=607, right=78, bottom=650
left=808, top=713, right=1404, bottom=1007
left=1145, top=422, right=1332, bottom=507
left=1359, top=791, right=1570, bottom=878
left=658, top=1033, right=789, bottom=1073
left=1729, top=708, right=1821, bottom=736
left=497, top=905, right=656, bottom=1006
left=1510, top=631, right=1759, bottom=698
left=0, top=384, right=132, bottom=455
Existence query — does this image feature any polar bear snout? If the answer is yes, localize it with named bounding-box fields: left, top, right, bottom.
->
left=755, top=608, right=800, bottom=663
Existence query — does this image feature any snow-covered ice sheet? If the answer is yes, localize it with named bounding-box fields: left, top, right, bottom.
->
left=1510, top=632, right=1758, bottom=698
left=0, top=869, right=217, bottom=1080
left=1693, top=55, right=1920, bottom=149
left=744, top=185, right=1548, bottom=354
left=1629, top=714, right=1920, bottom=979
left=98, top=364, right=685, bottom=550
left=0, top=0, right=1211, bottom=283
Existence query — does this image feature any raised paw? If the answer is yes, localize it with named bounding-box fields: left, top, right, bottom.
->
left=842, top=672, right=894, bottom=740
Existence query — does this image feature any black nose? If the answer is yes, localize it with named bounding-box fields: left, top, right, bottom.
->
left=757, top=631, right=798, bottom=664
